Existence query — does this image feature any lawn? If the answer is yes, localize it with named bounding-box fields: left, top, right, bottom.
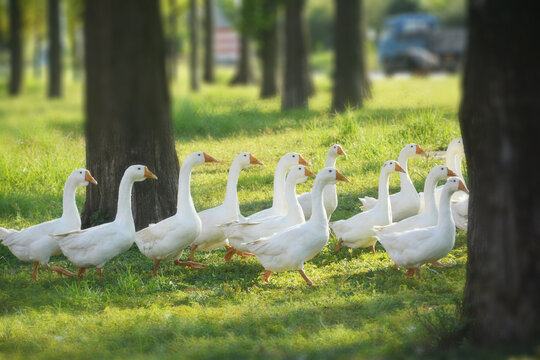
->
left=0, top=69, right=510, bottom=359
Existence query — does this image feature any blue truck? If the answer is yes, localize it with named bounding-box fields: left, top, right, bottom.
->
left=378, top=13, right=466, bottom=75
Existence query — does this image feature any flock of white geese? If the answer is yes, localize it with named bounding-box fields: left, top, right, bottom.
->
left=0, top=139, right=468, bottom=285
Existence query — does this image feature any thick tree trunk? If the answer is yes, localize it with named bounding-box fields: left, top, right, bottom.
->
left=47, top=0, right=62, bottom=98
left=8, top=0, right=23, bottom=96
left=258, top=0, right=278, bottom=98
left=203, top=0, right=214, bottom=83
left=460, top=0, right=540, bottom=346
left=332, top=0, right=371, bottom=112
left=282, top=0, right=308, bottom=110
left=82, top=0, right=179, bottom=230
left=189, top=0, right=199, bottom=91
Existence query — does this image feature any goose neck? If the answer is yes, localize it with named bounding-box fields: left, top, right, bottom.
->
left=222, top=160, right=243, bottom=211
left=454, top=153, right=464, bottom=180
left=374, top=170, right=391, bottom=211
left=272, top=163, right=288, bottom=211
left=114, top=175, right=135, bottom=229
left=325, top=152, right=338, bottom=167
left=308, top=178, right=329, bottom=226
left=397, top=152, right=415, bottom=192
left=423, top=173, right=439, bottom=218
left=437, top=188, right=455, bottom=230
left=177, top=160, right=197, bottom=215
left=285, top=176, right=304, bottom=222
left=61, top=178, right=81, bottom=226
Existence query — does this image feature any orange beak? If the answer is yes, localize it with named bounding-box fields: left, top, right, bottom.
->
left=298, top=154, right=312, bottom=167
left=249, top=154, right=264, bottom=165
left=335, top=170, right=351, bottom=183
left=458, top=180, right=469, bottom=194
left=144, top=167, right=158, bottom=180
left=337, top=145, right=347, bottom=157
left=304, top=168, right=315, bottom=177
left=394, top=162, right=406, bottom=173
left=447, top=168, right=457, bottom=177
left=203, top=153, right=218, bottom=163
left=85, top=171, right=98, bottom=185
left=416, top=145, right=426, bottom=156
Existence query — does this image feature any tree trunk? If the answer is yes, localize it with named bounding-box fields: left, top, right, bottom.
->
left=47, top=0, right=62, bottom=98
left=230, top=0, right=255, bottom=85
left=258, top=0, right=278, bottom=98
left=82, top=0, right=179, bottom=230
left=332, top=0, right=371, bottom=112
left=8, top=0, right=23, bottom=96
left=460, top=0, right=540, bottom=346
left=189, top=0, right=199, bottom=91
left=166, top=0, right=179, bottom=83
left=203, top=0, right=214, bottom=83
left=282, top=0, right=308, bottom=110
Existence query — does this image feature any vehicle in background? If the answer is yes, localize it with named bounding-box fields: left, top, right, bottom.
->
left=378, top=13, right=466, bottom=75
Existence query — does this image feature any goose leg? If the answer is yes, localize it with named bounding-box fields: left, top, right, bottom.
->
left=298, top=269, right=314, bottom=286
left=97, top=268, right=103, bottom=281
left=334, top=238, right=343, bottom=252
left=31, top=261, right=39, bottom=281
left=174, top=260, right=207, bottom=269
left=261, top=270, right=273, bottom=284
left=46, top=265, right=76, bottom=277
left=152, top=259, right=160, bottom=277
left=188, top=244, right=197, bottom=261
left=392, top=264, right=399, bottom=269
left=329, top=231, right=337, bottom=242
left=432, top=261, right=449, bottom=268
left=224, top=245, right=237, bottom=261
left=405, top=268, right=420, bottom=277
left=77, top=267, right=87, bottom=280
left=370, top=244, right=376, bottom=254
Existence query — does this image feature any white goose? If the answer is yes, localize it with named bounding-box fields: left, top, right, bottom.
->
left=53, top=165, right=157, bottom=280
left=221, top=165, right=315, bottom=261
left=450, top=150, right=468, bottom=231
left=0, top=169, right=97, bottom=280
left=247, top=152, right=311, bottom=221
left=297, top=144, right=346, bottom=220
left=332, top=160, right=405, bottom=253
left=135, top=152, right=217, bottom=276
left=359, top=144, right=425, bottom=221
left=187, top=152, right=263, bottom=261
left=243, top=167, right=350, bottom=286
left=375, top=177, right=468, bottom=276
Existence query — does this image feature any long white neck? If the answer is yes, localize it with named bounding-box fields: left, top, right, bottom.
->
left=325, top=152, right=338, bottom=167
left=222, top=160, right=243, bottom=212
left=397, top=151, right=416, bottom=193
left=271, top=162, right=289, bottom=211
left=437, top=187, right=455, bottom=231
left=61, top=178, right=81, bottom=227
left=308, top=178, right=329, bottom=226
left=115, top=175, right=135, bottom=229
left=446, top=148, right=458, bottom=173
left=422, top=173, right=439, bottom=219
left=454, top=153, right=464, bottom=180
left=285, top=176, right=304, bottom=222
left=374, top=169, right=392, bottom=218
left=177, top=160, right=197, bottom=215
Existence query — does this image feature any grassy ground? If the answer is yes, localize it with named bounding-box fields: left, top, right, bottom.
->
left=0, top=69, right=522, bottom=359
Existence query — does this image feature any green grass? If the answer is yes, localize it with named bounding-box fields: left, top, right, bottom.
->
left=0, top=68, right=530, bottom=359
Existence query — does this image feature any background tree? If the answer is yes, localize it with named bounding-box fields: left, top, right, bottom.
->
left=203, top=0, right=214, bottom=83
left=189, top=0, right=199, bottom=91
left=82, top=0, right=180, bottom=230
left=229, top=0, right=255, bottom=85
left=164, top=0, right=181, bottom=83
left=8, top=0, right=22, bottom=95
left=282, top=0, right=309, bottom=110
left=332, top=0, right=371, bottom=112
left=460, top=0, right=539, bottom=346
left=257, top=0, right=278, bottom=98
left=65, top=0, right=84, bottom=80
left=47, top=0, right=61, bottom=97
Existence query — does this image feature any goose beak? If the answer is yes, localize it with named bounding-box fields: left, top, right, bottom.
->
left=85, top=171, right=98, bottom=185
left=305, top=168, right=315, bottom=177
left=458, top=180, right=469, bottom=194
left=394, top=162, right=406, bottom=173
left=337, top=145, right=347, bottom=157
left=447, top=168, right=457, bottom=177
left=298, top=154, right=312, bottom=167
left=416, top=145, right=426, bottom=156
left=249, top=154, right=264, bottom=165
left=144, top=167, right=158, bottom=180
left=203, top=153, right=218, bottom=163
left=335, top=170, right=351, bottom=183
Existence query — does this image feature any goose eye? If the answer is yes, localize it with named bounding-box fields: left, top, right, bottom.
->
left=138, top=167, right=141, bottom=170
left=292, top=155, right=296, bottom=158
left=80, top=171, right=82, bottom=174
left=244, top=154, right=247, bottom=157
left=329, top=170, right=332, bottom=173
left=198, top=154, right=201, bottom=156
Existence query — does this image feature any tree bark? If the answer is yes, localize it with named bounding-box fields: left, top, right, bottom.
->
left=282, top=0, right=308, bottom=110
left=166, top=0, right=179, bottom=82
left=203, top=0, right=214, bottom=83
left=8, top=0, right=23, bottom=96
left=230, top=0, right=255, bottom=85
left=189, top=0, right=199, bottom=91
left=258, top=0, right=278, bottom=98
left=47, top=0, right=62, bottom=98
left=82, top=0, right=179, bottom=230
left=460, top=0, right=540, bottom=346
left=332, top=0, right=371, bottom=112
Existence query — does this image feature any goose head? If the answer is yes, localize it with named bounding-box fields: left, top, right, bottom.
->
left=125, top=165, right=158, bottom=183
left=400, top=143, right=426, bottom=159
left=428, top=165, right=457, bottom=183
left=279, top=152, right=312, bottom=169
left=445, top=176, right=469, bottom=194
left=234, top=152, right=264, bottom=169
left=381, top=160, right=406, bottom=175
left=185, top=151, right=219, bottom=167
left=316, top=167, right=350, bottom=186
left=329, top=144, right=347, bottom=158
left=447, top=138, right=465, bottom=156
left=70, top=168, right=97, bottom=187
left=288, top=165, right=315, bottom=185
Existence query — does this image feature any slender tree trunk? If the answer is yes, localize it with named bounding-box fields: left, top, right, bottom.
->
left=166, top=0, right=179, bottom=82
left=189, top=0, right=199, bottom=91
left=282, top=0, right=308, bottom=110
left=8, top=0, right=22, bottom=96
left=258, top=0, right=278, bottom=98
left=82, top=0, right=180, bottom=230
left=460, top=0, right=540, bottom=346
left=47, top=0, right=62, bottom=97
left=230, top=0, right=255, bottom=85
left=332, top=0, right=371, bottom=112
left=33, top=35, right=43, bottom=79
left=203, top=0, right=214, bottom=83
